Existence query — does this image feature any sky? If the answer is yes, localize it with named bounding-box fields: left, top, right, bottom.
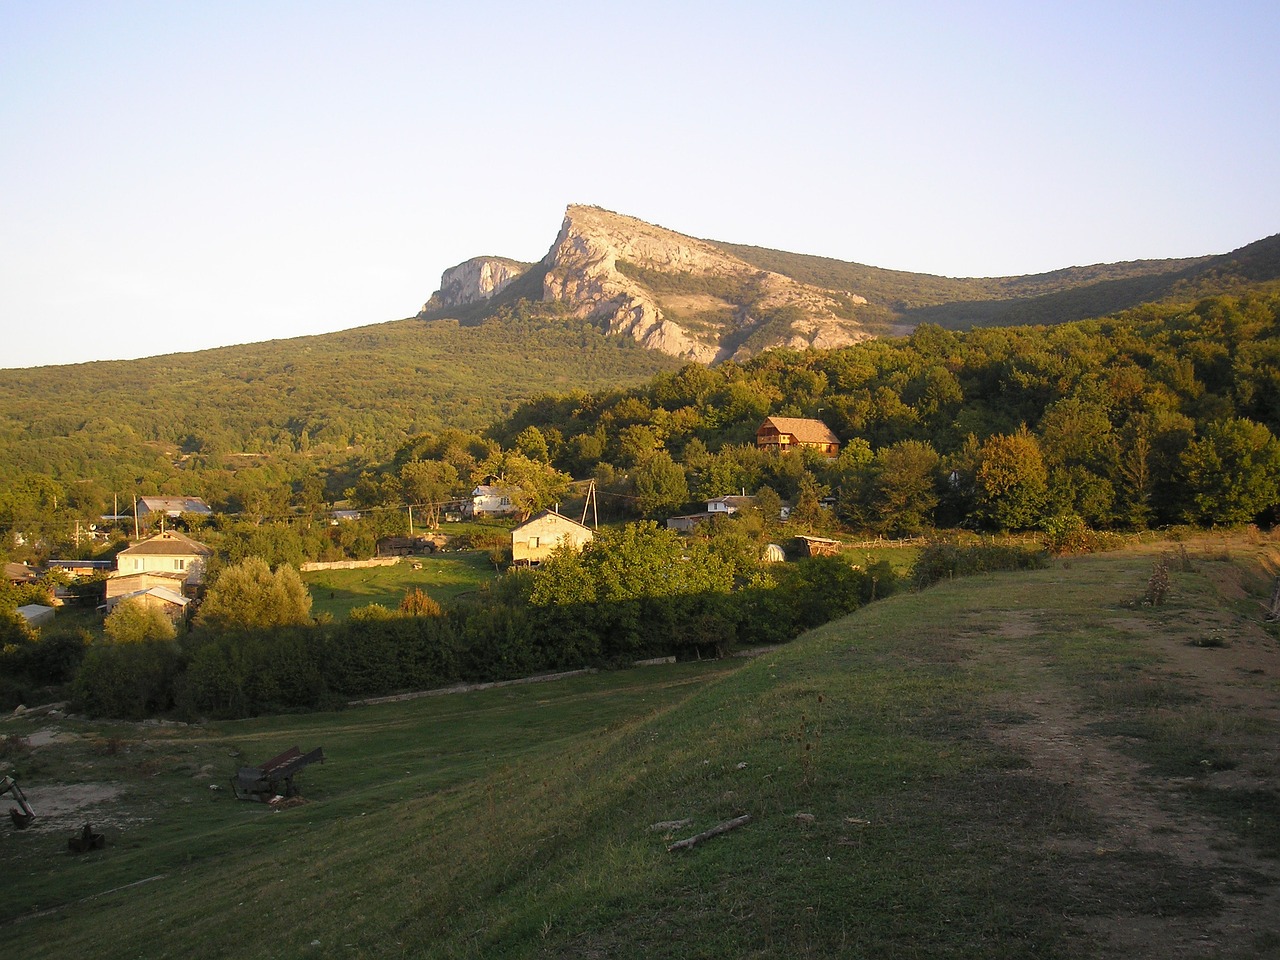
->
left=2, top=0, right=1278, bottom=369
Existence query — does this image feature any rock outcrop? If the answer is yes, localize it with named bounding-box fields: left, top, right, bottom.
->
left=421, top=205, right=873, bottom=363
left=420, top=257, right=529, bottom=314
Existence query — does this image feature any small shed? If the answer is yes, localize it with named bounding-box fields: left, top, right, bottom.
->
left=16, top=604, right=55, bottom=627
left=666, top=513, right=712, bottom=533
left=511, top=510, right=594, bottom=566
left=105, top=586, right=191, bottom=622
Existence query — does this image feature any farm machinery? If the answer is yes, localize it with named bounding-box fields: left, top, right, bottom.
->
left=232, top=746, right=325, bottom=802
left=1, top=775, right=35, bottom=829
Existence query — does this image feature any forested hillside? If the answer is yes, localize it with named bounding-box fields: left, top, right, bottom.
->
left=482, top=293, right=1280, bottom=532
left=2, top=292, right=1279, bottom=567
left=0, top=309, right=678, bottom=535
left=715, top=232, right=1280, bottom=329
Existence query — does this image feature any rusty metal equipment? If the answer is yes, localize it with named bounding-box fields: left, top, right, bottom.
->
left=1, top=775, right=35, bottom=829
left=231, top=746, right=325, bottom=802
left=68, top=823, right=105, bottom=853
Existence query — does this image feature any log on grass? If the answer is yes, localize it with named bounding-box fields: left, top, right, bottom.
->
left=667, top=814, right=752, bottom=852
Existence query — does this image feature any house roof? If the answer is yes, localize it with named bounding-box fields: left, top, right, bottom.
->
left=117, top=531, right=213, bottom=558
left=112, top=587, right=190, bottom=607
left=138, top=496, right=212, bottom=515
left=5, top=562, right=40, bottom=583
left=108, top=570, right=188, bottom=583
left=759, top=417, right=840, bottom=445
left=17, top=604, right=56, bottom=625
left=513, top=510, right=593, bottom=534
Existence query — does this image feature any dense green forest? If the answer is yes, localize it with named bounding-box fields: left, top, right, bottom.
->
left=0, top=308, right=679, bottom=549
left=4, top=289, right=1280, bottom=719
left=2, top=292, right=1279, bottom=569
left=484, top=292, right=1280, bottom=533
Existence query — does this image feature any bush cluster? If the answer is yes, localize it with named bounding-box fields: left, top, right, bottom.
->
left=67, top=554, right=898, bottom=720
left=910, top=540, right=1049, bottom=589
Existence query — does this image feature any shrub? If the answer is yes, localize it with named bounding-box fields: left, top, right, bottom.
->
left=71, top=641, right=183, bottom=719
left=104, top=598, right=177, bottom=643
left=911, top=540, right=1049, bottom=588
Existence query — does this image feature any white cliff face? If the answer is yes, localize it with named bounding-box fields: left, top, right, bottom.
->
left=540, top=205, right=871, bottom=362
left=422, top=205, right=873, bottom=362
left=422, top=257, right=529, bottom=313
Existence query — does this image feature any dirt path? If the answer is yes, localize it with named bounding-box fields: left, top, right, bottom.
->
left=970, top=601, right=1280, bottom=959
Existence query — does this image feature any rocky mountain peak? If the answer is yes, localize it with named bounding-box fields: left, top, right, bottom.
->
left=421, top=205, right=872, bottom=363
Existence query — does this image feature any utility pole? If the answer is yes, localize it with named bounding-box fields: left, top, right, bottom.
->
left=133, top=496, right=139, bottom=539
left=407, top=503, right=414, bottom=537
left=580, top=479, right=598, bottom=529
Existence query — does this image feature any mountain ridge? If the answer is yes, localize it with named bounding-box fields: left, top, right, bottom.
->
left=419, top=204, right=1280, bottom=361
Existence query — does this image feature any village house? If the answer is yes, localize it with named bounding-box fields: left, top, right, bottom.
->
left=112, top=531, right=213, bottom=587
left=467, top=484, right=520, bottom=519
left=4, top=561, right=40, bottom=586
left=136, top=496, right=213, bottom=520
left=706, top=495, right=755, bottom=516
left=755, top=416, right=840, bottom=457
left=511, top=510, right=594, bottom=566
left=46, top=559, right=114, bottom=579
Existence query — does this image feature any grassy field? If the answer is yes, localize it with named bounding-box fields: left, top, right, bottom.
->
left=302, top=551, right=498, bottom=619
left=3, top=532, right=1278, bottom=958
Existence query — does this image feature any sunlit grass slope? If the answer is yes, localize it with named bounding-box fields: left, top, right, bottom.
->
left=5, top=533, right=1278, bottom=958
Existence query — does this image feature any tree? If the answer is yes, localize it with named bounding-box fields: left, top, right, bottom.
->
left=103, top=598, right=177, bottom=643
left=195, top=557, right=313, bottom=631
left=400, top=588, right=443, bottom=617
left=868, top=440, right=940, bottom=535
left=974, top=427, right=1049, bottom=530
left=480, top=452, right=572, bottom=521
left=1179, top=418, right=1280, bottom=524
left=400, top=459, right=460, bottom=528
left=530, top=521, right=733, bottom=606
left=790, top=473, right=828, bottom=531
left=513, top=426, right=550, bottom=463
left=631, top=451, right=689, bottom=517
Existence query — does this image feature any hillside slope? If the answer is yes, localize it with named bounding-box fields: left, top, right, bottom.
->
left=4, top=534, right=1277, bottom=958
left=0, top=314, right=679, bottom=483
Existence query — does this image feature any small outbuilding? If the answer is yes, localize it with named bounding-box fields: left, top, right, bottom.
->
left=104, top=587, right=191, bottom=622
left=511, top=510, right=594, bottom=566
left=16, top=604, right=55, bottom=627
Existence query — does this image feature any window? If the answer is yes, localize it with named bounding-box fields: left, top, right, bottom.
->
left=529, top=537, right=540, bottom=548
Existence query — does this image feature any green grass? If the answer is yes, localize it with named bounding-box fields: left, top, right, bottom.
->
left=3, top=533, right=1278, bottom=958
left=302, top=551, right=497, bottom=618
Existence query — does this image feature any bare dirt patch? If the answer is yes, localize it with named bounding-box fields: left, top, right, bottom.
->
left=16, top=782, right=133, bottom=833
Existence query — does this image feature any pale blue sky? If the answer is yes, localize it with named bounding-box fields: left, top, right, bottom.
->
left=3, top=1, right=1277, bottom=368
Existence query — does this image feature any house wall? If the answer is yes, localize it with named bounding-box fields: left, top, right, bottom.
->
left=106, top=571, right=189, bottom=600
left=115, top=553, right=207, bottom=584
left=512, top=515, right=593, bottom=564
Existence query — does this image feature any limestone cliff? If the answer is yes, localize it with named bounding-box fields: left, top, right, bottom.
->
left=419, top=256, right=530, bottom=315
left=421, top=205, right=873, bottom=362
